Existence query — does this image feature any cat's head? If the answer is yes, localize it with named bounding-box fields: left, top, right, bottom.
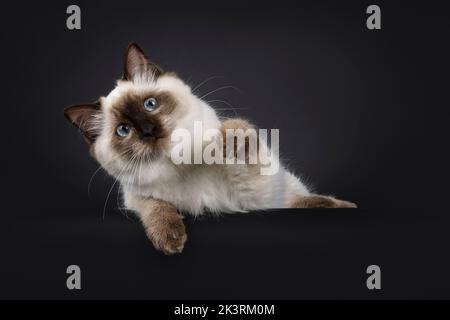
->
left=64, top=43, right=219, bottom=177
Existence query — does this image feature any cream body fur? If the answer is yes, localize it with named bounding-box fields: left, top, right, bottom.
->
left=94, top=74, right=310, bottom=216
left=64, top=43, right=356, bottom=254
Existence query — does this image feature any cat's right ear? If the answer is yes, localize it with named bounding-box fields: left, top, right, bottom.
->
left=64, top=102, right=102, bottom=145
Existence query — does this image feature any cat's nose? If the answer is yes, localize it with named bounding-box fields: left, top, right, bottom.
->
left=140, top=123, right=158, bottom=139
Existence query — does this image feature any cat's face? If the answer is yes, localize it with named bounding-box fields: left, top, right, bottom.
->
left=65, top=43, right=216, bottom=178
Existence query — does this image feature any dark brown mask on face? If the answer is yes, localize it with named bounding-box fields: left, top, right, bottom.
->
left=109, top=89, right=179, bottom=160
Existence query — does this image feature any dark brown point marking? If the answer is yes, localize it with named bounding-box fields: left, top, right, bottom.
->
left=290, top=195, right=357, bottom=208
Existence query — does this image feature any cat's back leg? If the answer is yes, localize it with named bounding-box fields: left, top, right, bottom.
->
left=289, top=194, right=357, bottom=208
left=284, top=171, right=357, bottom=208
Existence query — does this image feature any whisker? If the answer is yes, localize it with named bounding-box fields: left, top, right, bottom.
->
left=116, top=184, right=131, bottom=220
left=115, top=184, right=125, bottom=217
left=102, top=154, right=137, bottom=220
left=87, top=152, right=124, bottom=198
left=207, top=100, right=248, bottom=117
left=192, top=75, right=224, bottom=94
left=199, top=86, right=241, bottom=100
left=207, top=100, right=247, bottom=109
left=213, top=107, right=248, bottom=110
left=138, top=154, right=144, bottom=196
left=87, top=165, right=104, bottom=198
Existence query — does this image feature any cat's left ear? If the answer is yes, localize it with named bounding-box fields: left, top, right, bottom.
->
left=64, top=102, right=102, bottom=145
left=123, top=42, right=163, bottom=82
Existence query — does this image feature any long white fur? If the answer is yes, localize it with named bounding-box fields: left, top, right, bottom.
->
left=94, top=74, right=310, bottom=216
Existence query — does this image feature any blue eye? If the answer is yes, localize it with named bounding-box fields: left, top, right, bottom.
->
left=116, top=124, right=131, bottom=137
left=144, top=97, right=157, bottom=111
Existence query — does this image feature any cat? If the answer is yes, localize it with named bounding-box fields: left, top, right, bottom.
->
left=64, top=43, right=356, bottom=255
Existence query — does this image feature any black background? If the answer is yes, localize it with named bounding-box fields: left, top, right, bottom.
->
left=1, top=0, right=449, bottom=299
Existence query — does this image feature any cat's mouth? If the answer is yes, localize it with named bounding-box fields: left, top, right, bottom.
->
left=139, top=133, right=163, bottom=141
left=133, top=121, right=169, bottom=144
left=143, top=131, right=169, bottom=142
left=137, top=131, right=170, bottom=151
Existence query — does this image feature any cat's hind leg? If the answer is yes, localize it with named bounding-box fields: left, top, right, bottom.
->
left=290, top=194, right=357, bottom=208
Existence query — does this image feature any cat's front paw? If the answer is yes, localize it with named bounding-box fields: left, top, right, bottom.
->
left=145, top=212, right=187, bottom=255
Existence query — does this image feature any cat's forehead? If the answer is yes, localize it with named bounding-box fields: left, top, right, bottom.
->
left=103, top=74, right=189, bottom=111
left=103, top=81, right=157, bottom=110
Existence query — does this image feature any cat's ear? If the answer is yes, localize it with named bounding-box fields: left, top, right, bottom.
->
left=64, top=102, right=102, bottom=144
left=123, top=42, right=163, bottom=82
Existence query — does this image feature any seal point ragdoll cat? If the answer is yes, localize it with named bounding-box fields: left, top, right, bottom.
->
left=64, top=43, right=356, bottom=255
